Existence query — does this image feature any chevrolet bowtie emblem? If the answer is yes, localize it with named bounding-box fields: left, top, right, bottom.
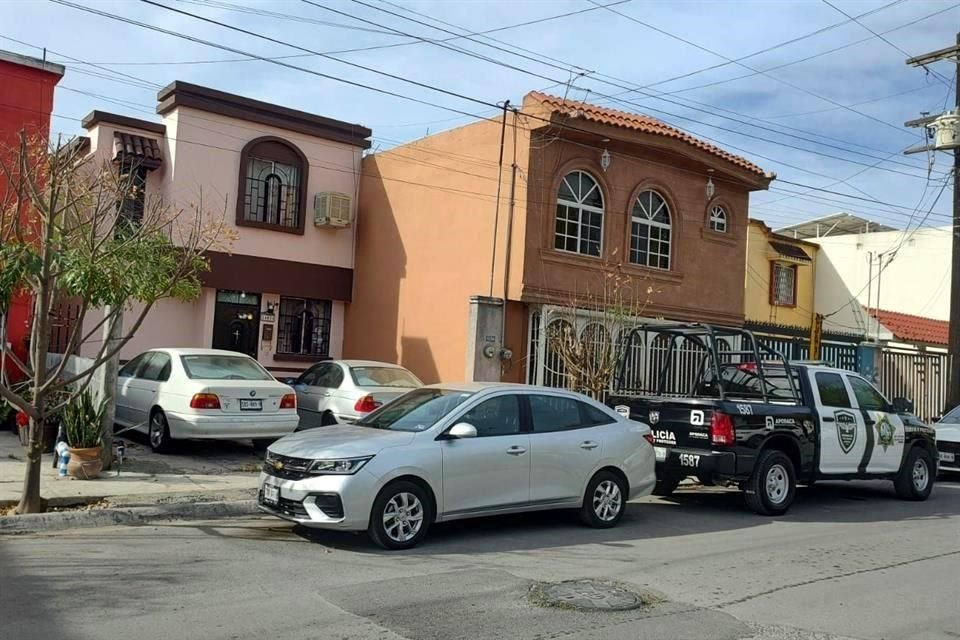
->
left=273, top=461, right=284, bottom=470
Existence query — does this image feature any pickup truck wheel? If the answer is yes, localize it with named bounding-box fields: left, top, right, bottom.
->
left=894, top=446, right=934, bottom=501
left=744, top=450, right=796, bottom=516
left=652, top=473, right=683, bottom=496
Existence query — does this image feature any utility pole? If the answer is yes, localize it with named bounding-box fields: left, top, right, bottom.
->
left=904, top=34, right=960, bottom=410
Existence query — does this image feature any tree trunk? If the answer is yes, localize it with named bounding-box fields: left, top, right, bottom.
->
left=99, top=308, right=120, bottom=470
left=16, top=417, right=46, bottom=514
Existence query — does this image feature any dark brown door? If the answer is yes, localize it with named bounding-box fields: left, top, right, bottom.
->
left=211, top=290, right=261, bottom=358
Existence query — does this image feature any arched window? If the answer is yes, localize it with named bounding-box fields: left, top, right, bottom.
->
left=630, top=190, right=672, bottom=270
left=554, top=170, right=603, bottom=257
left=238, top=137, right=308, bottom=234
left=709, top=205, right=727, bottom=233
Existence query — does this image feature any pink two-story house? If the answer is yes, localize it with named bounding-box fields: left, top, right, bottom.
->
left=77, top=81, right=371, bottom=376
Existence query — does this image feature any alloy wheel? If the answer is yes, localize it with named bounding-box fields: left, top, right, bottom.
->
left=912, top=457, right=929, bottom=493
left=592, top=480, right=623, bottom=522
left=765, top=463, right=789, bottom=505
left=382, top=492, right=424, bottom=543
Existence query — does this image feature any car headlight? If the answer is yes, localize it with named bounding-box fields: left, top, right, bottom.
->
left=308, top=456, right=373, bottom=475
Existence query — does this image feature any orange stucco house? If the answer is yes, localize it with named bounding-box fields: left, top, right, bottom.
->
left=345, top=92, right=774, bottom=385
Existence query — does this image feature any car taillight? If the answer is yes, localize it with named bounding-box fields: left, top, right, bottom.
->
left=190, top=393, right=221, bottom=410
left=280, top=394, right=296, bottom=410
left=643, top=433, right=655, bottom=446
left=710, top=412, right=736, bottom=446
left=355, top=395, right=381, bottom=413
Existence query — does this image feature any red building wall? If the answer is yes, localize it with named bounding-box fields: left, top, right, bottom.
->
left=0, top=52, right=63, bottom=383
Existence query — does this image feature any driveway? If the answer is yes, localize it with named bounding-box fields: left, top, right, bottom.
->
left=2, top=479, right=959, bottom=639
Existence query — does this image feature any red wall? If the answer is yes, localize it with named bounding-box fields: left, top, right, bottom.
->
left=0, top=57, right=62, bottom=383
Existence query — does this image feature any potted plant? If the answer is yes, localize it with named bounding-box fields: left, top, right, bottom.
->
left=60, top=390, right=105, bottom=480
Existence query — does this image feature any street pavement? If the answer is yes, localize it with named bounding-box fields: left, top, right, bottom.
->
left=2, top=478, right=959, bottom=640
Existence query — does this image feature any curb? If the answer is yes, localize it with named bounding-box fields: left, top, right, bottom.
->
left=0, top=500, right=259, bottom=535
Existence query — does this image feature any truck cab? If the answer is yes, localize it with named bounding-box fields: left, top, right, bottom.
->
left=607, top=324, right=938, bottom=515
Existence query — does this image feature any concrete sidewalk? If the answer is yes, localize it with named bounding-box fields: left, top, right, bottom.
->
left=0, top=430, right=261, bottom=508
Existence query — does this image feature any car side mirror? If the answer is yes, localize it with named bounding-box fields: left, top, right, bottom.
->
left=891, top=397, right=913, bottom=414
left=446, top=423, right=478, bottom=439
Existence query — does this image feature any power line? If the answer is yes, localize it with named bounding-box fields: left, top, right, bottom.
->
left=319, top=0, right=938, bottom=178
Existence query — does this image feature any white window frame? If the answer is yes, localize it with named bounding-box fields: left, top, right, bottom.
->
left=709, top=205, right=727, bottom=233
left=554, top=170, right=604, bottom=257
left=630, top=190, right=672, bottom=270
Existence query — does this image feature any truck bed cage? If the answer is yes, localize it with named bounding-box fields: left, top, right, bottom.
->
left=614, top=322, right=800, bottom=403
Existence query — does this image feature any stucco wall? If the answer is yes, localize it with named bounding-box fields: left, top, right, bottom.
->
left=745, top=221, right=817, bottom=329
left=345, top=118, right=527, bottom=383
left=812, top=225, right=951, bottom=335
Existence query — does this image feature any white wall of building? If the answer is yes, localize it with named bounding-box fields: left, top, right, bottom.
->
left=812, top=226, right=951, bottom=335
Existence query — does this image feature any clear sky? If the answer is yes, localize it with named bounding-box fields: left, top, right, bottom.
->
left=2, top=0, right=958, bottom=231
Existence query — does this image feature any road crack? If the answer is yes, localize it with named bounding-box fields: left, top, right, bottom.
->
left=717, top=548, right=960, bottom=608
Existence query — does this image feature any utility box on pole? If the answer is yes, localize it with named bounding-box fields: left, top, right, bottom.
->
left=904, top=34, right=960, bottom=412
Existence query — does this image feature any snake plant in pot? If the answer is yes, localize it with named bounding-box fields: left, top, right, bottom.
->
left=61, top=390, right=106, bottom=479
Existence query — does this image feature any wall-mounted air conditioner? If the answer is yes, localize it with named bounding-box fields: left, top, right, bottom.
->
left=314, top=192, right=353, bottom=228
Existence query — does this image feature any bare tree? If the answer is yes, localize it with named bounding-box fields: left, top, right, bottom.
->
left=0, top=133, right=228, bottom=514
left=547, top=255, right=656, bottom=399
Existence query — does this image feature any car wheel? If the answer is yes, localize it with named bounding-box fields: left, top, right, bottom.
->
left=149, top=410, right=173, bottom=454
left=744, top=449, right=796, bottom=516
left=652, top=472, right=683, bottom=496
left=894, top=446, right=934, bottom=501
left=579, top=470, right=628, bottom=528
left=368, top=481, right=432, bottom=550
left=320, top=411, right=337, bottom=426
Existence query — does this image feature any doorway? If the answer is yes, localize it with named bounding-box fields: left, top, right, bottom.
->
left=212, top=290, right=261, bottom=358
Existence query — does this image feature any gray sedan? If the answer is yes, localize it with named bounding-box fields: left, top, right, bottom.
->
left=288, top=359, right=422, bottom=430
left=258, top=382, right=656, bottom=549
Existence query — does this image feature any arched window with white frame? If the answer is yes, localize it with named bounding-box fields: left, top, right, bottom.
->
left=709, top=205, right=727, bottom=233
left=630, top=190, right=672, bottom=270
left=554, top=170, right=603, bottom=257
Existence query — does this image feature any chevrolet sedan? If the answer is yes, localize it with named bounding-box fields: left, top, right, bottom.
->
left=258, top=382, right=656, bottom=549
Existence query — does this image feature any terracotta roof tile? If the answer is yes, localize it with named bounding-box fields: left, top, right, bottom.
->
left=526, top=91, right=768, bottom=177
left=868, top=308, right=948, bottom=346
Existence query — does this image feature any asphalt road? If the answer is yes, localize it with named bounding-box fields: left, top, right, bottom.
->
left=2, top=478, right=959, bottom=640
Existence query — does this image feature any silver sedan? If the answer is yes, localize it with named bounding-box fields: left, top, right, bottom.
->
left=288, top=360, right=422, bottom=430
left=257, top=382, right=656, bottom=549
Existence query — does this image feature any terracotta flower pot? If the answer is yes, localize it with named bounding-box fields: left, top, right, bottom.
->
left=67, top=445, right=103, bottom=480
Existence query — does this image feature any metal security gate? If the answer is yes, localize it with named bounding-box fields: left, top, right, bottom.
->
left=880, top=348, right=949, bottom=422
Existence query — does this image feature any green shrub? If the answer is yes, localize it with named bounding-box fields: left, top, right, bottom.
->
left=61, top=390, right=105, bottom=449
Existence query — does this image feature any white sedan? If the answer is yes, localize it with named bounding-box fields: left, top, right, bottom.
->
left=115, top=348, right=299, bottom=452
left=934, top=405, right=960, bottom=474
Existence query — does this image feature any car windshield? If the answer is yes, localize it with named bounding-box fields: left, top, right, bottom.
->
left=356, top=388, right=472, bottom=432
left=180, top=355, right=273, bottom=381
left=350, top=366, right=421, bottom=388
left=939, top=405, right=960, bottom=424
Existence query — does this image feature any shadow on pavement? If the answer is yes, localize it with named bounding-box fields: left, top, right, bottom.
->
left=289, top=479, right=960, bottom=555
left=0, top=539, right=84, bottom=639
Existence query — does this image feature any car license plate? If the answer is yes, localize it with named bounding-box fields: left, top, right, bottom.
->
left=262, top=483, right=279, bottom=506
left=654, top=446, right=667, bottom=462
left=240, top=399, right=262, bottom=411
left=940, top=451, right=955, bottom=463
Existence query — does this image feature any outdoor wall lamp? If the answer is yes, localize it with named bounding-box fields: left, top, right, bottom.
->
left=266, top=302, right=275, bottom=314
left=600, top=139, right=611, bottom=172
left=706, top=168, right=716, bottom=200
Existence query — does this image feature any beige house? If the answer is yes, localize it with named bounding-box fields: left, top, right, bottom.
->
left=345, top=92, right=773, bottom=384
left=76, top=82, right=371, bottom=377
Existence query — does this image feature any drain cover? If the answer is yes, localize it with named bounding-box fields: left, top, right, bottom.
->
left=529, top=579, right=655, bottom=612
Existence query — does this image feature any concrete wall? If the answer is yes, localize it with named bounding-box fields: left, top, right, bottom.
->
left=745, top=221, right=817, bottom=329
left=812, top=226, right=951, bottom=335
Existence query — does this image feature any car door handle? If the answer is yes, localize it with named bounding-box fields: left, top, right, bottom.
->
left=822, top=416, right=835, bottom=423
left=506, top=446, right=527, bottom=456
left=580, top=441, right=599, bottom=450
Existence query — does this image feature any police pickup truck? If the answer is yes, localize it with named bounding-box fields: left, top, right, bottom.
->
left=607, top=324, right=938, bottom=515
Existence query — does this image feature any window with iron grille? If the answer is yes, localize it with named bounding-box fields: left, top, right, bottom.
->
left=276, top=297, right=332, bottom=357
left=771, top=262, right=797, bottom=307
left=118, top=164, right=147, bottom=227
left=709, top=205, right=727, bottom=233
left=237, top=137, right=307, bottom=233
left=630, top=190, right=671, bottom=269
left=554, top=170, right=603, bottom=257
